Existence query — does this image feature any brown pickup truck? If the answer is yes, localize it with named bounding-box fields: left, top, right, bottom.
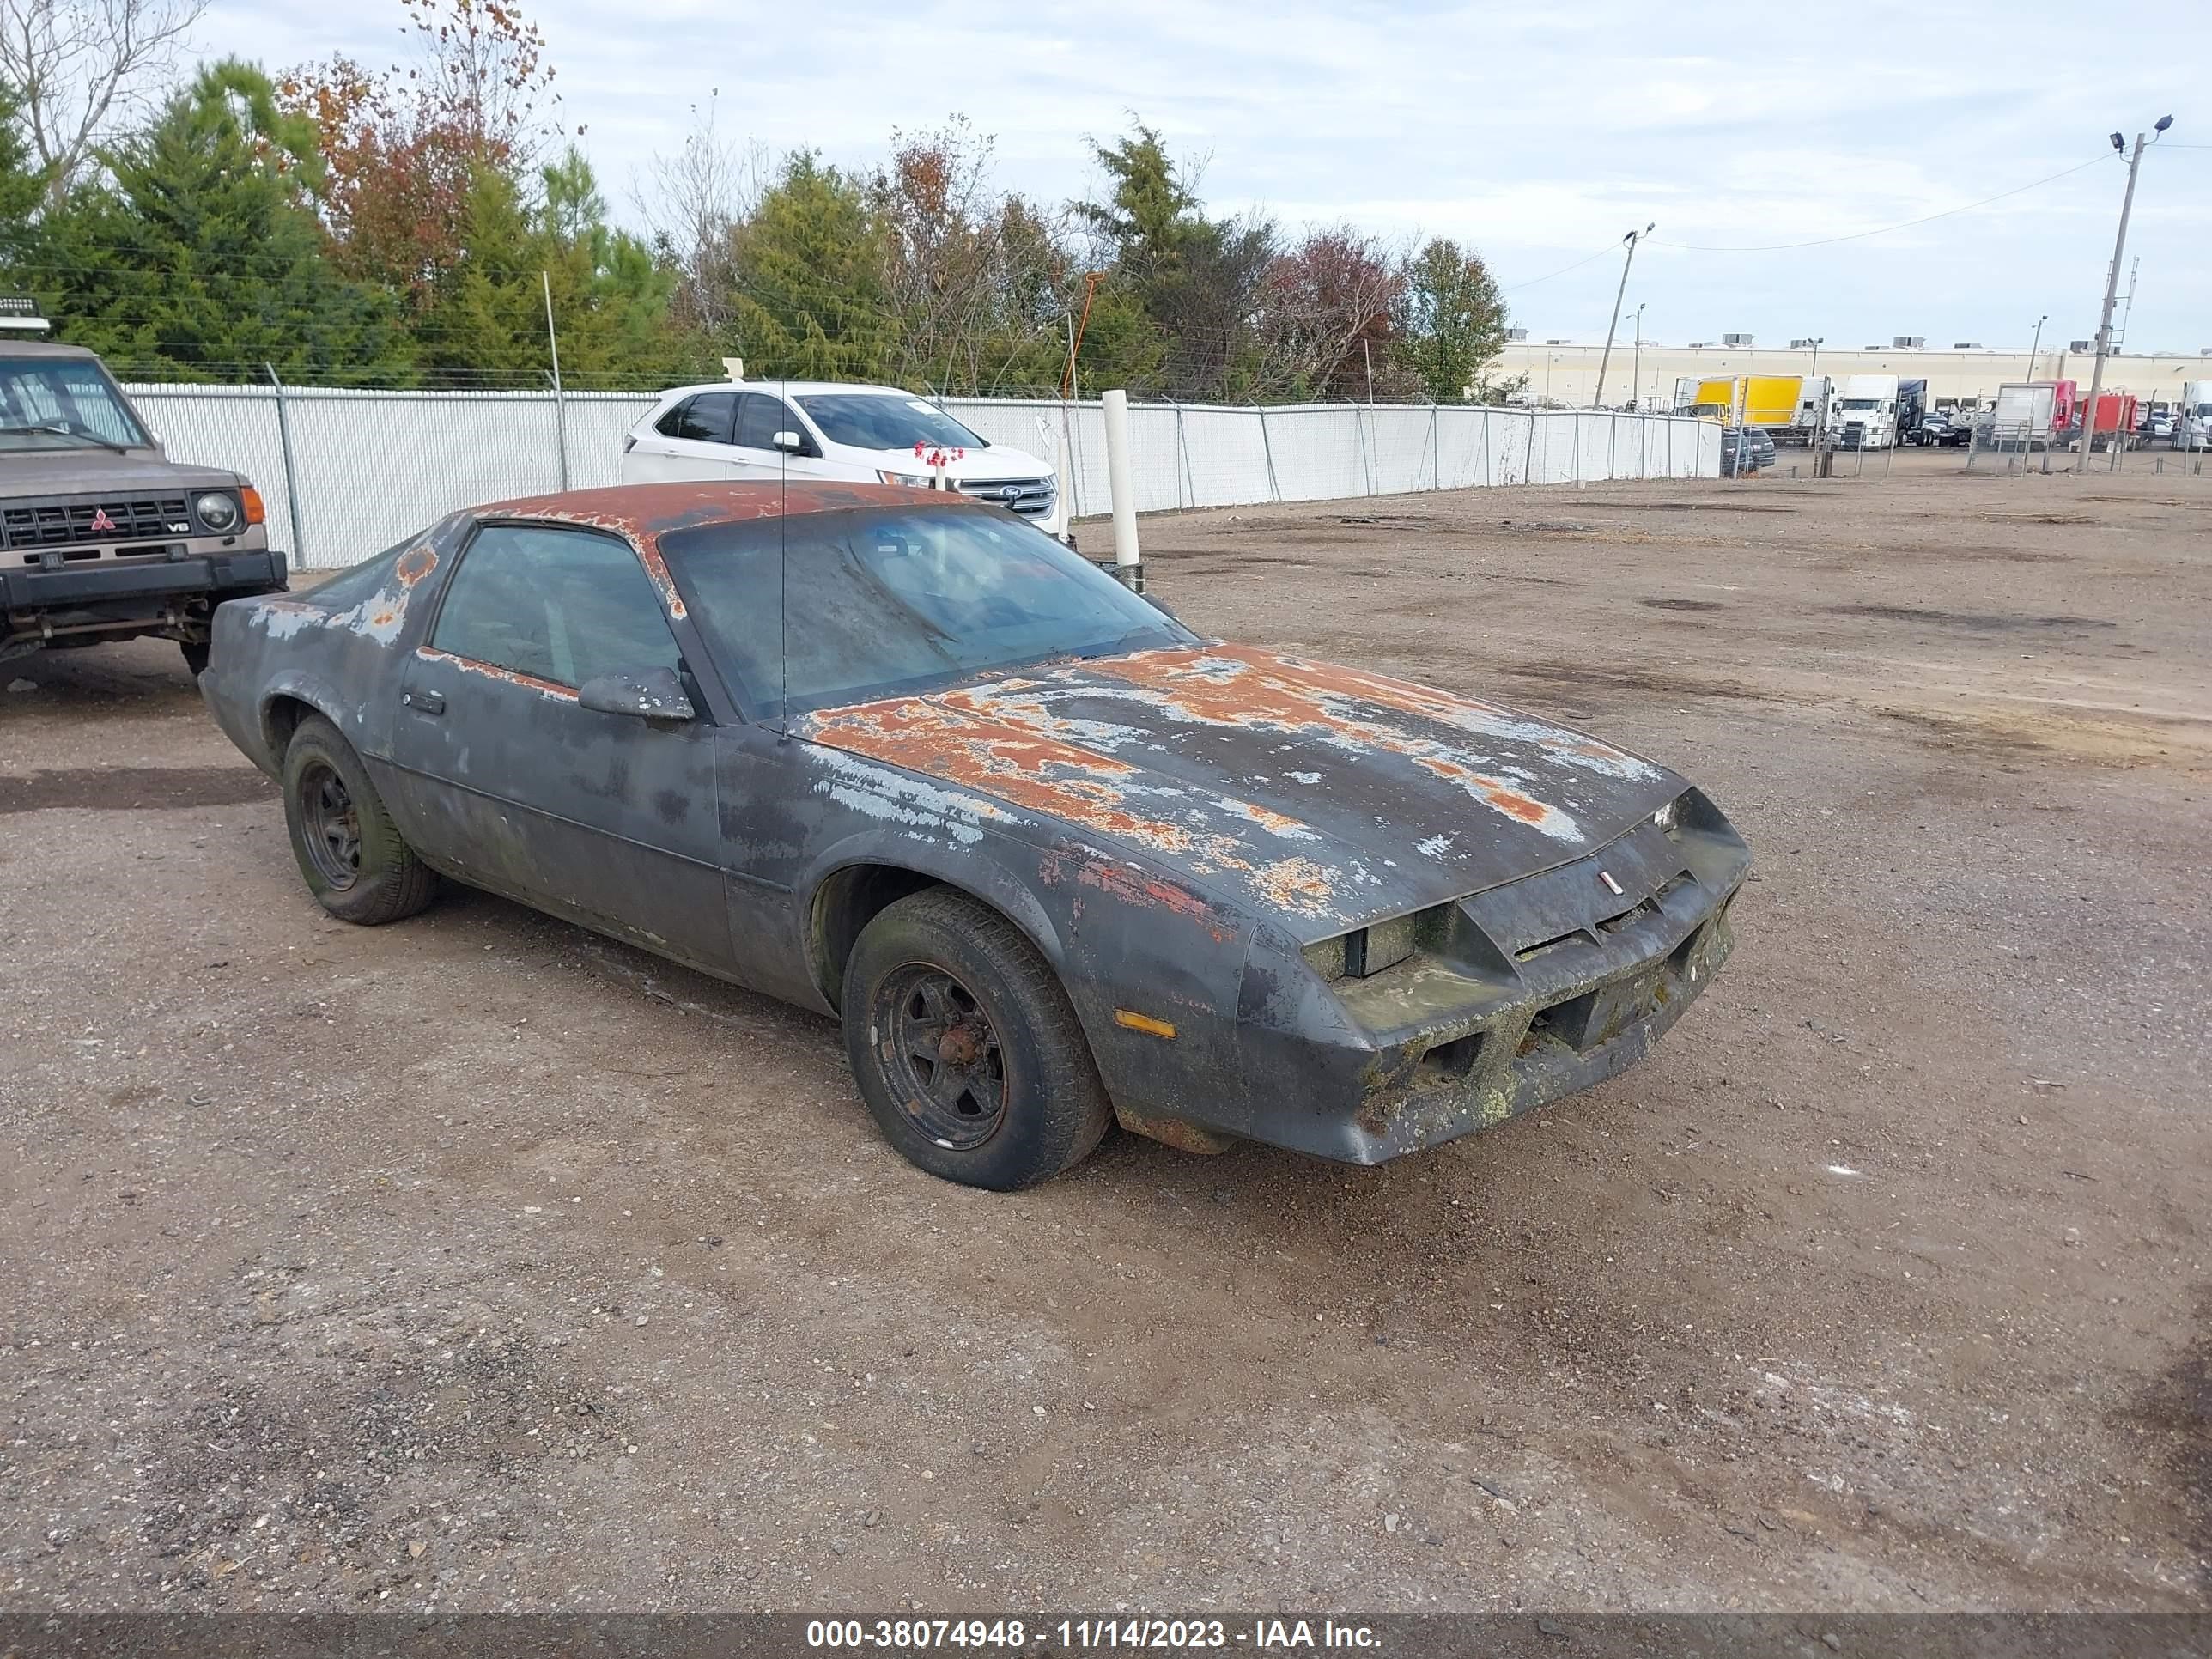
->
left=0, top=339, right=287, bottom=675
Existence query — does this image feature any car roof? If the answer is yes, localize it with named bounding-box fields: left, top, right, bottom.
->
left=0, top=340, right=105, bottom=362
left=647, top=380, right=933, bottom=405
left=471, top=481, right=979, bottom=540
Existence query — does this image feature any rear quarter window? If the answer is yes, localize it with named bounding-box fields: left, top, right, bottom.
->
left=307, top=539, right=411, bottom=610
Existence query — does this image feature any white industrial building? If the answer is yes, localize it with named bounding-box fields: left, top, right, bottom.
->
left=1498, top=337, right=2212, bottom=410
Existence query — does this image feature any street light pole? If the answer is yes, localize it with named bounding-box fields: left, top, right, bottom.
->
left=2077, top=118, right=2171, bottom=463
left=1632, top=303, right=1645, bottom=410
left=1591, top=223, right=1654, bottom=410
left=2027, top=313, right=2046, bottom=382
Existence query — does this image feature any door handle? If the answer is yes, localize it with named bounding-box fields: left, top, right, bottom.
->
left=403, top=689, right=445, bottom=715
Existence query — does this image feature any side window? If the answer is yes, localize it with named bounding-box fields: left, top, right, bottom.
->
left=734, top=392, right=795, bottom=451
left=680, top=392, right=737, bottom=442
left=431, top=524, right=681, bottom=690
left=654, top=398, right=695, bottom=438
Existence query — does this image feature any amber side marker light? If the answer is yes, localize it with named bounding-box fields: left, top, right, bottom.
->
left=1114, top=1009, right=1177, bottom=1039
left=240, top=485, right=267, bottom=526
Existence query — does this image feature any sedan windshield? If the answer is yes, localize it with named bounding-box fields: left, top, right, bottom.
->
left=795, top=394, right=987, bottom=453
left=661, top=506, right=1195, bottom=720
left=0, top=357, right=151, bottom=451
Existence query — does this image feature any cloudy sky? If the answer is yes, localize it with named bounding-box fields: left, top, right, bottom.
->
left=199, top=0, right=2209, bottom=351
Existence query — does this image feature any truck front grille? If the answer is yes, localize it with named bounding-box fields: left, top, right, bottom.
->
left=4, top=495, right=192, bottom=558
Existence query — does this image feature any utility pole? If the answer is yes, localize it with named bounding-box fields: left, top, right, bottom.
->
left=1362, top=336, right=1376, bottom=406
left=2077, top=118, right=2172, bottom=465
left=1591, top=224, right=1653, bottom=410
left=2026, top=313, right=2047, bottom=382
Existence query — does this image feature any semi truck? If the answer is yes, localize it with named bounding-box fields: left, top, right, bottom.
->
left=1828, top=375, right=1926, bottom=450
left=2180, top=379, right=2212, bottom=451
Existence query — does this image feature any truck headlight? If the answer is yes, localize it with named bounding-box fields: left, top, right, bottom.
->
left=195, top=492, right=240, bottom=532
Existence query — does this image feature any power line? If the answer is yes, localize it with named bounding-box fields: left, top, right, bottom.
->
left=1498, top=245, right=1620, bottom=293
left=1652, top=154, right=2111, bottom=253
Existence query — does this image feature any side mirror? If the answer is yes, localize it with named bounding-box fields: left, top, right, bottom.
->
left=771, top=430, right=805, bottom=453
left=578, top=666, right=694, bottom=722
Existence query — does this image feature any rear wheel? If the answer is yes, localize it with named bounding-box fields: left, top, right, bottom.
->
left=841, top=888, right=1112, bottom=1190
left=281, top=714, right=437, bottom=925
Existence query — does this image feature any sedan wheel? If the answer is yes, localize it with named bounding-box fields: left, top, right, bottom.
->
left=842, top=888, right=1114, bottom=1190
left=879, top=963, right=1009, bottom=1148
left=281, top=713, right=439, bottom=926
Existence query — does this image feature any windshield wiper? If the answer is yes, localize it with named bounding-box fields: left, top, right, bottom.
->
left=0, top=421, right=132, bottom=454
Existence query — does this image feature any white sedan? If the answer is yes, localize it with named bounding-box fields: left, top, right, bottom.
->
left=620, top=380, right=1060, bottom=526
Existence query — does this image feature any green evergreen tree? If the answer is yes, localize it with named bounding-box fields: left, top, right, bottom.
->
left=41, top=61, right=411, bottom=383
left=723, top=152, right=890, bottom=382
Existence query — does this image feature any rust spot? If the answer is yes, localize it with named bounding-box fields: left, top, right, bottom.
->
left=394, top=544, right=438, bottom=586
left=414, top=646, right=576, bottom=701
left=1113, top=1103, right=1233, bottom=1156
left=1073, top=860, right=1213, bottom=922
left=1412, top=756, right=1551, bottom=825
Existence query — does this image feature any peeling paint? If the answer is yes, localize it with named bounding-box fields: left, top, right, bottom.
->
left=414, top=646, right=575, bottom=701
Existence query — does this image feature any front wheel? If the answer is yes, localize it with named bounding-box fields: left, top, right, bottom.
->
left=841, top=888, right=1113, bottom=1190
left=281, top=714, right=438, bottom=925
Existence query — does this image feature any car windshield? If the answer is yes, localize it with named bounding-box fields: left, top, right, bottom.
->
left=660, top=506, right=1195, bottom=720
left=0, top=356, right=151, bottom=451
left=1838, top=398, right=1881, bottom=410
left=794, top=393, right=987, bottom=453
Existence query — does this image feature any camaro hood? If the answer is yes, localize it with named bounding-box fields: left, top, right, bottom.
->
left=798, top=643, right=1683, bottom=937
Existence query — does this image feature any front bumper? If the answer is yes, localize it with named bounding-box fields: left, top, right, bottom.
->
left=1225, top=804, right=1751, bottom=1164
left=1, top=547, right=288, bottom=615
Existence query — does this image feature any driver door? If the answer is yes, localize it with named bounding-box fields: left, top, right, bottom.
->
left=381, top=520, right=732, bottom=972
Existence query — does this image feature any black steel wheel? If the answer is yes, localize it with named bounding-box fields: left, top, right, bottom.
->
left=878, top=963, right=1009, bottom=1148
left=297, top=759, right=362, bottom=889
left=281, top=713, right=438, bottom=925
left=841, top=887, right=1113, bottom=1190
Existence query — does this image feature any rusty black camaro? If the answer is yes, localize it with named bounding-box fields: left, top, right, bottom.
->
left=202, top=483, right=1750, bottom=1188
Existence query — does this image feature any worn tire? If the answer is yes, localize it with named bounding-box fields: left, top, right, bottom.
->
left=281, top=714, right=437, bottom=925
left=841, top=888, right=1112, bottom=1190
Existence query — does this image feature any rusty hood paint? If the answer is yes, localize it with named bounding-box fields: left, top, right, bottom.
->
left=797, top=643, right=1682, bottom=938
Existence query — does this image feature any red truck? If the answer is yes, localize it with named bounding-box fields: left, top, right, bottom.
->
left=2067, top=390, right=2139, bottom=453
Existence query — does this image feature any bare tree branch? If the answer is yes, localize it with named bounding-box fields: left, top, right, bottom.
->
left=0, top=0, right=206, bottom=203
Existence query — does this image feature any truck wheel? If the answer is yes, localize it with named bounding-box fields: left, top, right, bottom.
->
left=841, top=888, right=1113, bottom=1190
left=281, top=714, right=437, bottom=925
left=181, top=641, right=210, bottom=677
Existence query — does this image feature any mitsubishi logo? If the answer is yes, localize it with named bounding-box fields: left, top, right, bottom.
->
left=89, top=508, right=117, bottom=533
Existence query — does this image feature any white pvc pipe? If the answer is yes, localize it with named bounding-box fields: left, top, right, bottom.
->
left=1102, top=388, right=1140, bottom=572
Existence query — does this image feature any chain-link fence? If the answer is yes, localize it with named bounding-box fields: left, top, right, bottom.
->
left=1965, top=417, right=2212, bottom=481
left=120, top=382, right=1723, bottom=569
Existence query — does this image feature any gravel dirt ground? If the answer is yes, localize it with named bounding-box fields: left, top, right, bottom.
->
left=3, top=449, right=2207, bottom=1615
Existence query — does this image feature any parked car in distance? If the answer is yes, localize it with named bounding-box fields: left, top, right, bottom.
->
left=199, top=483, right=1751, bottom=1191
left=1721, top=426, right=1774, bottom=475
left=0, top=334, right=286, bottom=675
left=622, top=380, right=1060, bottom=527
left=1911, top=411, right=1972, bottom=448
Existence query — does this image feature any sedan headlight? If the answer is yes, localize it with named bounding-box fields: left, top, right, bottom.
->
left=1651, top=796, right=1681, bottom=835
left=195, top=491, right=240, bottom=532
left=876, top=470, right=932, bottom=488
left=1303, top=905, right=1444, bottom=982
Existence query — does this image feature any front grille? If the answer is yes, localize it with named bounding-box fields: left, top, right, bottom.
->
left=3, top=494, right=193, bottom=555
left=956, top=477, right=1055, bottom=517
